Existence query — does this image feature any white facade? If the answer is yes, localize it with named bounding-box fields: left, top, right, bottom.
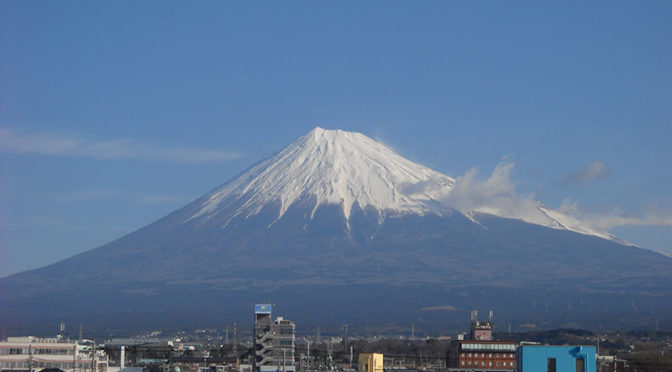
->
left=0, top=337, right=107, bottom=372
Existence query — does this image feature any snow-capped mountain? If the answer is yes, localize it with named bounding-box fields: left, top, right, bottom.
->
left=2, top=127, right=670, bottom=333
left=190, top=127, right=455, bottom=225
left=189, top=127, right=620, bottom=243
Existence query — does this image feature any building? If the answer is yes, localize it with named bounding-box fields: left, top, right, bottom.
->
left=446, top=340, right=517, bottom=371
left=470, top=310, right=493, bottom=341
left=253, top=305, right=295, bottom=372
left=447, top=310, right=516, bottom=371
left=0, top=337, right=108, bottom=372
left=358, top=353, right=383, bottom=372
left=516, top=345, right=596, bottom=372
left=470, top=321, right=493, bottom=341
left=253, top=304, right=273, bottom=372
left=270, top=317, right=295, bottom=372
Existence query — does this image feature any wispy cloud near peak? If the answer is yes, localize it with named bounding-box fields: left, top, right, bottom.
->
left=559, top=199, right=672, bottom=230
left=442, top=162, right=540, bottom=219
left=0, top=127, right=243, bottom=163
left=442, top=162, right=669, bottom=241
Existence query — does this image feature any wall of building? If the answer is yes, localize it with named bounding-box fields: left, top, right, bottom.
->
left=358, top=353, right=383, bottom=372
left=253, top=305, right=273, bottom=372
left=253, top=306, right=295, bottom=372
left=270, top=318, right=295, bottom=372
left=0, top=338, right=107, bottom=372
left=447, top=340, right=517, bottom=371
left=517, top=345, right=596, bottom=372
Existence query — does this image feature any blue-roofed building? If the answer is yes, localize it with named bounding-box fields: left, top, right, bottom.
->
left=517, top=345, right=596, bottom=372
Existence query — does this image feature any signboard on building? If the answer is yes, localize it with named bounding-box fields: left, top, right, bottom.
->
left=255, top=304, right=272, bottom=314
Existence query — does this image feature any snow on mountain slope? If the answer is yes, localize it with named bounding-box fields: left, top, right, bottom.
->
left=536, top=205, right=633, bottom=245
left=190, top=127, right=456, bottom=225
left=189, top=127, right=625, bottom=243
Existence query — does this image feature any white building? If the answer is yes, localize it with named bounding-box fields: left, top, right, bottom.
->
left=0, top=337, right=108, bottom=372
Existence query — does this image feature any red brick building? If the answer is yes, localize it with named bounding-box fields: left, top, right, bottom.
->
left=446, top=340, right=517, bottom=371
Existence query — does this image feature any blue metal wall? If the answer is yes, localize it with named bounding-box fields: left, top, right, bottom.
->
left=517, top=345, right=596, bottom=372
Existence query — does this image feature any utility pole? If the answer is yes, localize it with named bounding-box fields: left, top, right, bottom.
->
left=120, top=346, right=125, bottom=371
left=343, top=324, right=349, bottom=358
left=233, top=322, right=238, bottom=363
left=327, top=341, right=332, bottom=369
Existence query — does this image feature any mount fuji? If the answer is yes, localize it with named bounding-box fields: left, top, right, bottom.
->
left=1, top=128, right=671, bottom=334
left=188, top=127, right=620, bottom=242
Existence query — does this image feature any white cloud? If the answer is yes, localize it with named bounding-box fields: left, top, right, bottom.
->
left=558, top=161, right=610, bottom=186
left=443, top=162, right=671, bottom=235
left=442, top=162, right=544, bottom=222
left=0, top=127, right=243, bottom=163
left=559, top=199, right=672, bottom=229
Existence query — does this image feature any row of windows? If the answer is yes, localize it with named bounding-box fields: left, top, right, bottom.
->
left=461, top=360, right=515, bottom=367
left=461, top=343, right=516, bottom=351
left=0, top=349, right=24, bottom=355
left=0, top=361, right=77, bottom=369
left=0, top=348, right=74, bottom=356
left=461, top=352, right=514, bottom=358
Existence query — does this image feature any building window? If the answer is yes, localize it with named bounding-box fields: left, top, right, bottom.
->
left=488, top=353, right=492, bottom=358
left=461, top=361, right=465, bottom=366
left=547, top=358, right=557, bottom=372
left=469, top=353, right=472, bottom=358
left=496, top=361, right=500, bottom=366
left=489, top=361, right=492, bottom=366
left=496, top=353, right=500, bottom=358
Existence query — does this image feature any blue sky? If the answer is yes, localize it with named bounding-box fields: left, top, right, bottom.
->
left=1, top=1, right=671, bottom=277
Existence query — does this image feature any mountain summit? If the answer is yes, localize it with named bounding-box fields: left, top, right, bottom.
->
left=190, top=127, right=455, bottom=225
left=189, top=127, right=615, bottom=242
left=1, top=127, right=671, bottom=333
